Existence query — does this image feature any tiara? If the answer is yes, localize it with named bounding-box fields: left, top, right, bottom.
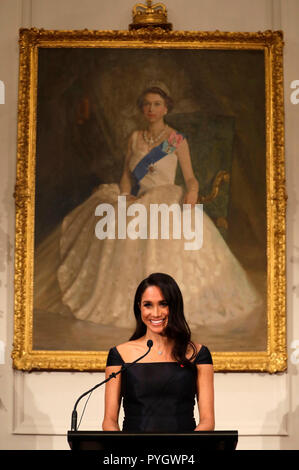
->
left=145, top=80, right=171, bottom=97
left=130, top=1, right=172, bottom=30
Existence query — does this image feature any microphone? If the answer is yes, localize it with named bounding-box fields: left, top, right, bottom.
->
left=71, top=339, right=153, bottom=431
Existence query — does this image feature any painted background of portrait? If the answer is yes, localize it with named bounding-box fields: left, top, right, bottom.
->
left=33, top=47, right=266, bottom=352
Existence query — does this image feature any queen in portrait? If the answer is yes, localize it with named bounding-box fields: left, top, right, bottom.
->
left=34, top=81, right=262, bottom=337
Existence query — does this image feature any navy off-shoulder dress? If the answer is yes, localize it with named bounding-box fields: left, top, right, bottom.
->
left=106, top=345, right=213, bottom=432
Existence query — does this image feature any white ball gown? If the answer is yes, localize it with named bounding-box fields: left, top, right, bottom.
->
left=34, top=130, right=262, bottom=332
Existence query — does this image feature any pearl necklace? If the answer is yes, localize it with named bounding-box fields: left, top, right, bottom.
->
left=143, top=126, right=167, bottom=145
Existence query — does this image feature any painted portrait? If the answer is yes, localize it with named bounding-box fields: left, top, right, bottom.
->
left=13, top=29, right=286, bottom=372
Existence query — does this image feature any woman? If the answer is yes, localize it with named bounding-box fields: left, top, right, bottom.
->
left=35, top=82, right=262, bottom=333
left=102, top=273, right=215, bottom=432
left=119, top=85, right=199, bottom=206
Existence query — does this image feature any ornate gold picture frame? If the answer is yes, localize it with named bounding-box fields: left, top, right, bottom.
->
left=12, top=27, right=286, bottom=372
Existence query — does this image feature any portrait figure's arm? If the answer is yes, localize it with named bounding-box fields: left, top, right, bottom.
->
left=194, top=362, right=215, bottom=431
left=176, top=138, right=199, bottom=206
left=119, top=131, right=135, bottom=197
left=102, top=365, right=122, bottom=431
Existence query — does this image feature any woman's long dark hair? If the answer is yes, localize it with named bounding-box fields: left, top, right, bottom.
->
left=130, top=273, right=197, bottom=365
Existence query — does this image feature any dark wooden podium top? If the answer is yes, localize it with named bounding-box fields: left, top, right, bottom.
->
left=67, top=430, right=238, bottom=451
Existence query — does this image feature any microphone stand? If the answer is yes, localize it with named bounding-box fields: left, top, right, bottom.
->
left=71, top=340, right=153, bottom=431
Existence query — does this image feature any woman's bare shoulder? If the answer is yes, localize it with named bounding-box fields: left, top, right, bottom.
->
left=116, top=339, right=144, bottom=357
left=194, top=342, right=203, bottom=353
left=128, top=129, right=141, bottom=141
left=116, top=341, right=131, bottom=352
left=186, top=342, right=202, bottom=360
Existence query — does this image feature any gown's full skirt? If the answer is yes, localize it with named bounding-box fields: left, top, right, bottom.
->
left=35, top=181, right=262, bottom=331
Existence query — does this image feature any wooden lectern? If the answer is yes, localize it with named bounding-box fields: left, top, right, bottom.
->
left=67, top=430, right=238, bottom=451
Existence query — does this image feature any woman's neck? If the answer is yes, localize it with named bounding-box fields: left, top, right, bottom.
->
left=144, top=331, right=171, bottom=352
left=147, top=120, right=166, bottom=136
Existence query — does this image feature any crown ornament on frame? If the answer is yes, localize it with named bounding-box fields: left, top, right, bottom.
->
left=129, top=0, right=172, bottom=30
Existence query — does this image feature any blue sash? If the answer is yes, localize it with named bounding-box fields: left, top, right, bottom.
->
left=131, top=143, right=168, bottom=196
left=130, top=132, right=185, bottom=196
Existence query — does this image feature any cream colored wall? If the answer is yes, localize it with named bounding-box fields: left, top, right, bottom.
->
left=0, top=0, right=298, bottom=450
